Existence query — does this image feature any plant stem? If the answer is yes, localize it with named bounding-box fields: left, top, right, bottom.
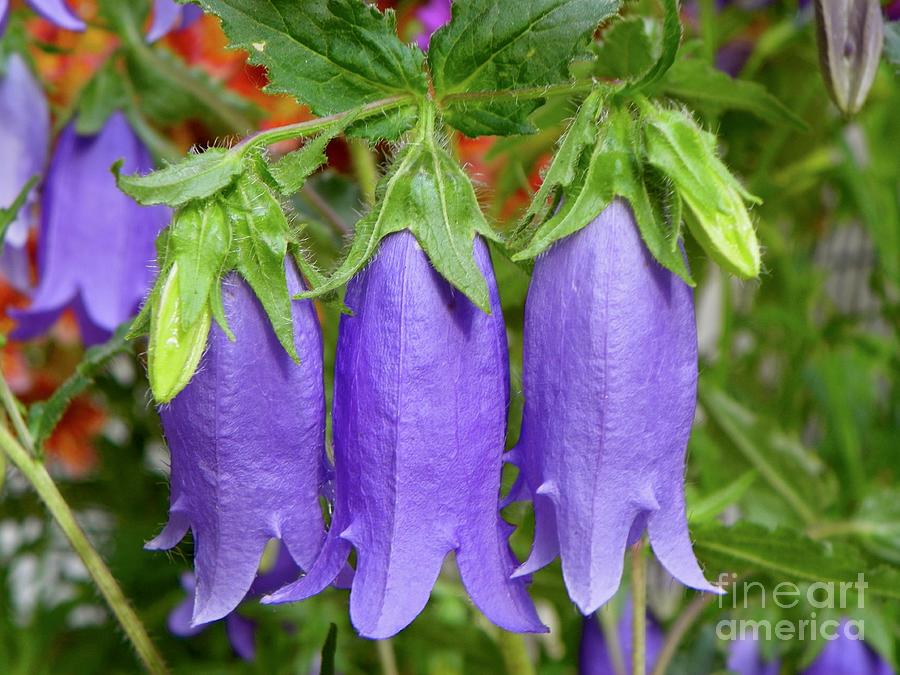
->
left=376, top=639, right=399, bottom=675
left=698, top=0, right=717, bottom=64
left=497, top=630, right=535, bottom=675
left=631, top=542, right=647, bottom=675
left=0, top=375, right=34, bottom=455
left=0, top=421, right=167, bottom=673
left=650, top=594, right=715, bottom=675
left=441, top=79, right=596, bottom=104
left=349, top=139, right=379, bottom=207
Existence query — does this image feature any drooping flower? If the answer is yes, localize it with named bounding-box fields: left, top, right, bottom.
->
left=579, top=603, right=664, bottom=675
left=415, top=0, right=451, bottom=50
left=266, top=231, right=545, bottom=639
left=512, top=198, right=720, bottom=615
left=11, top=113, right=169, bottom=345
left=802, top=619, right=894, bottom=675
left=146, top=262, right=327, bottom=625
left=168, top=544, right=301, bottom=661
left=0, top=54, right=49, bottom=290
left=20, top=0, right=85, bottom=31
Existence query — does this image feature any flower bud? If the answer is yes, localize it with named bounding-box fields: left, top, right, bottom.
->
left=814, top=0, right=884, bottom=115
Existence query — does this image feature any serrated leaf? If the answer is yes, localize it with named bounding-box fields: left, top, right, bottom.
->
left=115, top=148, right=243, bottom=206
left=657, top=59, right=807, bottom=128
left=195, top=0, right=427, bottom=116
left=75, top=58, right=128, bottom=135
left=28, top=324, right=132, bottom=448
left=171, top=200, right=231, bottom=326
left=642, top=103, right=761, bottom=278
left=224, top=172, right=297, bottom=360
left=693, top=521, right=900, bottom=602
left=429, top=0, right=620, bottom=136
left=269, top=113, right=360, bottom=195
left=592, top=17, right=656, bottom=81
left=148, top=263, right=212, bottom=403
left=344, top=105, right=419, bottom=142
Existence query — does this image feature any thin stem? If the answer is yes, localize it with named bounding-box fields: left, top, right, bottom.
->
left=496, top=630, right=535, bottom=675
left=0, top=424, right=168, bottom=673
left=631, top=542, right=648, bottom=675
left=376, top=639, right=399, bottom=675
left=599, top=606, right=627, bottom=675
left=0, top=375, right=34, bottom=455
left=300, top=184, right=350, bottom=236
left=698, top=0, right=717, bottom=64
left=649, top=594, right=715, bottom=675
left=349, top=139, right=379, bottom=207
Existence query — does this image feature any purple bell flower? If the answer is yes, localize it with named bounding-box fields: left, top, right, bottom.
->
left=265, top=231, right=545, bottom=639
left=727, top=637, right=781, bottom=675
left=11, top=113, right=168, bottom=345
left=512, top=198, right=720, bottom=615
left=146, top=0, right=204, bottom=43
left=802, top=619, right=894, bottom=675
left=169, top=544, right=301, bottom=661
left=579, top=603, right=664, bottom=675
left=22, top=0, right=86, bottom=31
left=146, top=263, right=327, bottom=626
left=415, top=0, right=451, bottom=50
left=0, top=54, right=49, bottom=290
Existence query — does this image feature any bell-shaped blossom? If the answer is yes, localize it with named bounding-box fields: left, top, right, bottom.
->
left=146, top=263, right=327, bottom=625
left=579, top=603, right=664, bottom=675
left=512, top=198, right=720, bottom=615
left=415, top=0, right=451, bottom=50
left=266, top=231, right=545, bottom=639
left=802, top=619, right=893, bottom=675
left=0, top=54, right=49, bottom=290
left=169, top=544, right=301, bottom=661
left=20, top=0, right=86, bottom=31
left=146, top=0, right=204, bottom=43
left=11, top=113, right=169, bottom=345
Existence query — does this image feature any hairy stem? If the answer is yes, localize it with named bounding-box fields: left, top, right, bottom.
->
left=631, top=541, right=648, bottom=675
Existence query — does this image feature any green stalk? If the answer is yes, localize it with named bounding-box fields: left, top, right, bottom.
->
left=376, top=639, right=399, bottom=675
left=0, top=380, right=167, bottom=674
left=650, top=594, right=716, bottom=675
left=631, top=542, right=648, bottom=675
left=497, top=630, right=535, bottom=675
left=349, top=139, right=379, bottom=207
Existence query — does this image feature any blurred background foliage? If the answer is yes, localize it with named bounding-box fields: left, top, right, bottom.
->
left=0, top=0, right=898, bottom=673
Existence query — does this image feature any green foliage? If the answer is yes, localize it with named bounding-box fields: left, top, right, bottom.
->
left=269, top=113, right=360, bottom=195
left=591, top=17, right=656, bottom=81
left=429, top=0, right=620, bottom=136
left=0, top=176, right=37, bottom=242
left=74, top=59, right=128, bottom=135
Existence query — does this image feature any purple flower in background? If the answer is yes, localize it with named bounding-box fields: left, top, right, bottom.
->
left=802, top=619, right=894, bottom=675
left=22, top=0, right=85, bottom=31
left=146, top=0, right=204, bottom=43
left=579, top=603, right=664, bottom=675
left=266, top=232, right=545, bottom=639
left=169, top=545, right=301, bottom=661
left=887, top=1, right=900, bottom=21
left=727, top=637, right=781, bottom=675
left=0, top=54, right=49, bottom=290
left=415, top=0, right=451, bottom=50
left=11, top=113, right=168, bottom=345
left=511, top=198, right=720, bottom=615
left=146, top=263, right=327, bottom=625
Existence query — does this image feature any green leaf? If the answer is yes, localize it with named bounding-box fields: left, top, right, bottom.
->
left=171, top=200, right=232, bottom=326
left=0, top=176, right=38, bottom=243
left=693, top=521, right=900, bottom=602
left=886, top=21, right=900, bottom=70
left=75, top=58, right=128, bottom=135
left=641, top=101, right=761, bottom=278
left=622, top=0, right=680, bottom=94
left=429, top=0, right=620, bottom=136
left=688, top=470, right=757, bottom=524
left=28, top=324, right=132, bottom=449
left=591, top=17, right=656, bottom=81
left=345, top=104, right=419, bottom=142
left=224, top=172, right=297, bottom=360
left=269, top=113, right=360, bottom=195
left=195, top=0, right=427, bottom=116
left=320, top=624, right=338, bottom=675
left=148, top=263, right=212, bottom=403
left=115, top=148, right=243, bottom=206
left=657, top=59, right=807, bottom=128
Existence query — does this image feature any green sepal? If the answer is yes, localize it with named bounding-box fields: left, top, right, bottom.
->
left=0, top=175, right=38, bottom=243
left=127, top=227, right=174, bottom=340
left=171, top=200, right=232, bottom=327
left=223, top=171, right=298, bottom=361
left=640, top=101, right=761, bottom=278
left=115, top=148, right=245, bottom=207
left=147, top=263, right=212, bottom=404
left=208, top=277, right=235, bottom=342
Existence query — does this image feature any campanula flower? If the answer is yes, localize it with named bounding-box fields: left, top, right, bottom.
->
left=146, top=263, right=327, bottom=625
left=579, top=603, right=664, bottom=675
left=727, top=637, right=781, bottom=675
left=512, top=198, right=720, bottom=615
left=802, top=619, right=893, bottom=675
left=146, top=0, right=204, bottom=43
left=0, top=54, right=49, bottom=290
left=415, top=0, right=451, bottom=50
left=21, top=0, right=85, bottom=31
left=11, top=113, right=169, bottom=345
left=266, top=231, right=545, bottom=639
left=169, top=545, right=300, bottom=661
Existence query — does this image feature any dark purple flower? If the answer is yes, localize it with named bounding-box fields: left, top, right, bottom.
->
left=265, top=231, right=545, bottom=639
left=802, top=619, right=893, bottom=675
left=579, top=603, right=664, bottom=675
left=715, top=39, right=755, bottom=76
left=11, top=113, right=169, bottom=345
left=146, top=262, right=326, bottom=625
left=146, top=0, right=204, bottom=43
left=0, top=54, right=49, bottom=290
left=511, top=198, right=720, bottom=615
left=169, top=544, right=301, bottom=661
left=415, top=0, right=451, bottom=50
left=727, top=637, right=781, bottom=675
left=887, top=1, right=900, bottom=21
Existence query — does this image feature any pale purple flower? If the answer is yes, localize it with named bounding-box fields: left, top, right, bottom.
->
left=169, top=545, right=300, bottom=661
left=580, top=603, right=664, bottom=675
left=0, top=54, right=49, bottom=290
left=23, top=0, right=85, bottom=31
left=415, top=0, right=451, bottom=50
left=511, top=198, right=720, bottom=615
left=727, top=637, right=781, bottom=675
left=146, top=263, right=327, bottom=626
left=802, top=619, right=894, bottom=675
left=146, top=0, right=204, bottom=43
left=265, top=231, right=545, bottom=639
left=11, top=113, right=168, bottom=345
